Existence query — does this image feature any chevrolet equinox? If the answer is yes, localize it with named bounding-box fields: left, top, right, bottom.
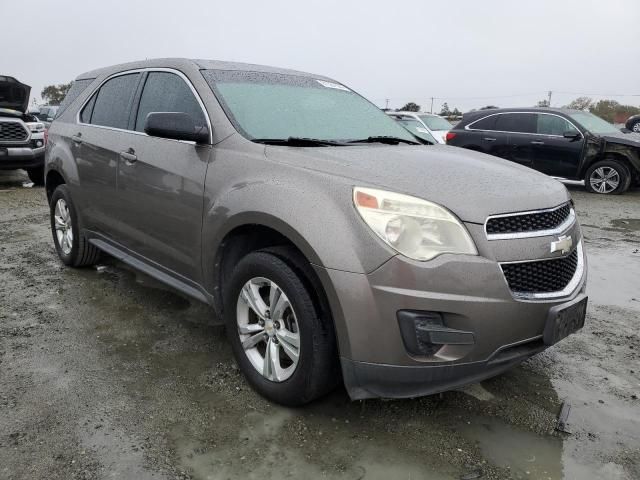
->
left=45, top=59, right=588, bottom=405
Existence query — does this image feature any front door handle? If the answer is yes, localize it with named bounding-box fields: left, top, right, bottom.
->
left=119, top=149, right=137, bottom=164
left=530, top=141, right=545, bottom=145
left=483, top=137, right=497, bottom=142
left=71, top=133, right=83, bottom=145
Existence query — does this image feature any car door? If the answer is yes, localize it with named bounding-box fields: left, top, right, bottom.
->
left=530, top=113, right=584, bottom=178
left=464, top=114, right=511, bottom=159
left=116, top=70, right=212, bottom=282
left=498, top=113, right=537, bottom=168
left=73, top=72, right=142, bottom=235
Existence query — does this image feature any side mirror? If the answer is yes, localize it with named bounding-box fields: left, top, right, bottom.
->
left=563, top=131, right=581, bottom=140
left=144, top=112, right=209, bottom=144
left=46, top=117, right=54, bottom=122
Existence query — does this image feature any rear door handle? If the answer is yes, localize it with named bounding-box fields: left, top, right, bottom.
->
left=119, top=149, right=137, bottom=164
left=530, top=141, right=545, bottom=145
left=71, top=134, right=83, bottom=145
left=483, top=137, right=496, bottom=142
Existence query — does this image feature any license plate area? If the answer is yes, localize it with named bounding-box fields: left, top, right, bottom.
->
left=544, top=296, right=587, bottom=345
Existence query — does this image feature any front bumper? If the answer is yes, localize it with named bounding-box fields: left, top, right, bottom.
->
left=0, top=145, right=45, bottom=170
left=316, top=226, right=587, bottom=400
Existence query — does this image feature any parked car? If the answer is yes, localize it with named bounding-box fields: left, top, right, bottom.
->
left=45, top=59, right=587, bottom=405
left=387, top=111, right=452, bottom=144
left=625, top=114, right=640, bottom=133
left=33, top=105, right=59, bottom=127
left=446, top=107, right=640, bottom=194
left=388, top=113, right=438, bottom=144
left=0, top=75, right=47, bottom=184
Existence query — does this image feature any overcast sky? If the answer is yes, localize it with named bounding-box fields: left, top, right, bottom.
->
left=4, top=0, right=639, bottom=112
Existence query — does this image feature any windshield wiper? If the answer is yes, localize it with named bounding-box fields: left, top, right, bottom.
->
left=252, top=137, right=347, bottom=146
left=347, top=136, right=420, bottom=145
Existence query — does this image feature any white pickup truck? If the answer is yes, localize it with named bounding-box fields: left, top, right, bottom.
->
left=0, top=76, right=46, bottom=184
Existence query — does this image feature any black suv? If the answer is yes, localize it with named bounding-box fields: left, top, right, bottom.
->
left=446, top=107, right=640, bottom=194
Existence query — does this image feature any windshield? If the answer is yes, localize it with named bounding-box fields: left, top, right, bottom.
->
left=419, top=115, right=452, bottom=131
left=202, top=70, right=416, bottom=143
left=569, top=111, right=619, bottom=135
left=393, top=118, right=437, bottom=143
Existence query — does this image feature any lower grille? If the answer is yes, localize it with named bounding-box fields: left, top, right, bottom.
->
left=0, top=121, right=29, bottom=142
left=501, top=248, right=579, bottom=294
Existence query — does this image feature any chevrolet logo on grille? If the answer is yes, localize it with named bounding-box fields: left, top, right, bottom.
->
left=550, top=235, right=572, bottom=254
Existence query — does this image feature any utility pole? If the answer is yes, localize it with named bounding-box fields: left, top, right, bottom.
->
left=385, top=98, right=389, bottom=110
left=430, top=97, right=434, bottom=114
left=547, top=90, right=552, bottom=107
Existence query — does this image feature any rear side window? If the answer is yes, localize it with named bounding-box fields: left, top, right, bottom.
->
left=495, top=113, right=536, bottom=134
left=468, top=115, right=498, bottom=131
left=134, top=72, right=206, bottom=132
left=88, top=73, right=141, bottom=129
left=537, top=114, right=579, bottom=136
left=56, top=78, right=94, bottom=118
left=80, top=94, right=96, bottom=123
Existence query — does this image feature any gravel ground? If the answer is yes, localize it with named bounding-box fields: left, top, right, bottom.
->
left=0, top=170, right=639, bottom=480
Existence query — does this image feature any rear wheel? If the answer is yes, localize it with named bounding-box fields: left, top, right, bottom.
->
left=584, top=159, right=631, bottom=194
left=26, top=166, right=44, bottom=186
left=50, top=185, right=101, bottom=267
left=629, top=119, right=640, bottom=133
left=224, top=251, right=337, bottom=406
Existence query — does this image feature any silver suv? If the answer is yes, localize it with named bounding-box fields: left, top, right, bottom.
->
left=45, top=59, right=588, bottom=405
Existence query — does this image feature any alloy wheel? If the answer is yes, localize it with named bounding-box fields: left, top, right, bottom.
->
left=54, top=199, right=73, bottom=254
left=589, top=166, right=620, bottom=194
left=236, top=277, right=301, bottom=382
left=633, top=123, right=640, bottom=133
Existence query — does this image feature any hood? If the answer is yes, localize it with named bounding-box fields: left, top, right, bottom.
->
left=265, top=144, right=570, bottom=224
left=600, top=131, right=640, bottom=148
left=0, top=76, right=31, bottom=112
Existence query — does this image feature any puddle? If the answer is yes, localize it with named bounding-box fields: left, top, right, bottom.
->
left=461, top=418, right=562, bottom=478
left=585, top=245, right=640, bottom=309
left=610, top=218, right=640, bottom=232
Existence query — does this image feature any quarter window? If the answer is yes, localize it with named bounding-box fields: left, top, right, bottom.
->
left=469, top=115, right=498, bottom=131
left=134, top=72, right=206, bottom=132
left=494, top=113, right=536, bottom=134
left=88, top=73, right=141, bottom=129
left=537, top=114, right=579, bottom=136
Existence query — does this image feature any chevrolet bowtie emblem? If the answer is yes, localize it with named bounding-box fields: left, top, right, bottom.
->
left=550, top=235, right=573, bottom=254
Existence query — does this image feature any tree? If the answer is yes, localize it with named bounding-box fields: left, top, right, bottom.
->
left=452, top=107, right=462, bottom=116
left=41, top=83, right=72, bottom=106
left=536, top=99, right=550, bottom=107
left=398, top=102, right=420, bottom=112
left=589, top=99, right=640, bottom=123
left=439, top=102, right=450, bottom=116
left=564, top=96, right=592, bottom=111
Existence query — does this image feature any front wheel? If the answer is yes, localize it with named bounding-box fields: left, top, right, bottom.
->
left=584, top=159, right=630, bottom=195
left=224, top=251, right=337, bottom=406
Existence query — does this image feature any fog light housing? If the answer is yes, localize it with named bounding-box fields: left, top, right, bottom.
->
left=397, top=310, right=475, bottom=356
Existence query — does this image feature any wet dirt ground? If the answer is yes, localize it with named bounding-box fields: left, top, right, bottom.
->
left=1, top=170, right=639, bottom=480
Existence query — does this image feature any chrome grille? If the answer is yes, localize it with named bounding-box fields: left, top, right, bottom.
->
left=0, top=121, right=29, bottom=142
left=501, top=248, right=579, bottom=294
left=486, top=203, right=573, bottom=238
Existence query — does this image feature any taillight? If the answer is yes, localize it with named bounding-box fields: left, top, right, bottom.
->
left=445, top=132, right=457, bottom=143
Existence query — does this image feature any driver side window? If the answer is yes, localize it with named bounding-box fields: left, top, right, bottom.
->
left=537, top=114, right=578, bottom=136
left=134, top=72, right=206, bottom=132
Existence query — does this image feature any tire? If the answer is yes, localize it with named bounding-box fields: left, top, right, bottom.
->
left=224, top=250, right=338, bottom=406
left=629, top=119, right=640, bottom=133
left=26, top=166, right=44, bottom=186
left=50, top=185, right=101, bottom=267
left=584, top=159, right=631, bottom=195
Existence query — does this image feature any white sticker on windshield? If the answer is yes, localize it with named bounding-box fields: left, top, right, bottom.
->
left=416, top=127, right=430, bottom=134
left=316, top=80, right=350, bottom=91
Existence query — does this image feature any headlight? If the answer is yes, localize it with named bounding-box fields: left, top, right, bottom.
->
left=28, top=123, right=44, bottom=132
left=353, top=187, right=477, bottom=261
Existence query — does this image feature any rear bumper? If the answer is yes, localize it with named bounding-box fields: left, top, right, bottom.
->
left=0, top=146, right=45, bottom=170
